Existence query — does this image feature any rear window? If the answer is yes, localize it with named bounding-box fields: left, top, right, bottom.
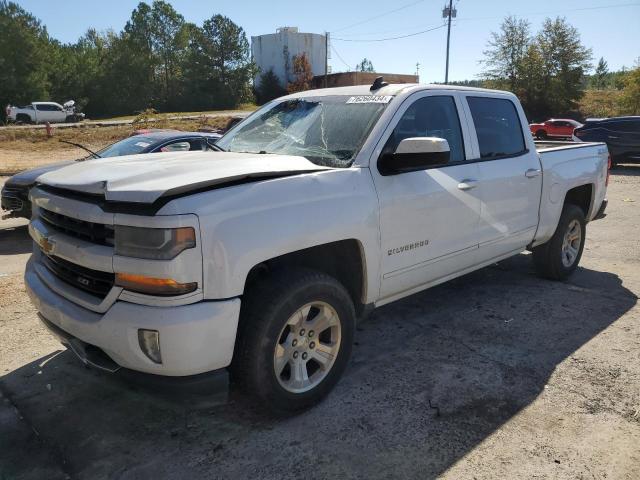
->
left=467, top=97, right=526, bottom=159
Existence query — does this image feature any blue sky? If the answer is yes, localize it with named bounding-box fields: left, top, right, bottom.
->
left=17, top=0, right=640, bottom=82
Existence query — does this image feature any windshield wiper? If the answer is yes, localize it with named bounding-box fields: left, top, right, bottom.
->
left=207, top=140, right=225, bottom=152
left=59, top=140, right=101, bottom=159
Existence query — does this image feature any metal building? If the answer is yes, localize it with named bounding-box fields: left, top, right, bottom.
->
left=251, top=27, right=327, bottom=88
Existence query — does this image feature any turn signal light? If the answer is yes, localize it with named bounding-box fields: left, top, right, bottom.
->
left=115, top=273, right=197, bottom=296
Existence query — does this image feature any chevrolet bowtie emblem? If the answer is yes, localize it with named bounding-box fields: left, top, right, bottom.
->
left=39, top=236, right=55, bottom=254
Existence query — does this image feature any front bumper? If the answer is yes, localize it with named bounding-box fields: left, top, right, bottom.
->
left=25, top=257, right=241, bottom=377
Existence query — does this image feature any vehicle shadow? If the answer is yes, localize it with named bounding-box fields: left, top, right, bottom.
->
left=611, top=164, right=640, bottom=176
left=0, top=254, right=637, bottom=479
left=0, top=223, right=32, bottom=256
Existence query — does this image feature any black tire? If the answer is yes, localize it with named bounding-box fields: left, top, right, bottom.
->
left=232, top=268, right=356, bottom=413
left=532, top=204, right=586, bottom=280
left=536, top=129, right=547, bottom=140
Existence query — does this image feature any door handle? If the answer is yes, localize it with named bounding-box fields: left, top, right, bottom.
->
left=608, top=135, right=619, bottom=139
left=525, top=168, right=541, bottom=178
left=457, top=179, right=478, bottom=190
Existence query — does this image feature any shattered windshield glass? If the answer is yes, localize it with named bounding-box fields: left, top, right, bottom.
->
left=216, top=95, right=391, bottom=168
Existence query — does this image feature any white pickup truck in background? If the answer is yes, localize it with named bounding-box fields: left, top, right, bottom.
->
left=25, top=82, right=609, bottom=412
left=7, top=100, right=84, bottom=124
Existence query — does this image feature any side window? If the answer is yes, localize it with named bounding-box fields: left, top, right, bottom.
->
left=613, top=121, right=640, bottom=133
left=467, top=97, right=526, bottom=159
left=160, top=141, right=190, bottom=152
left=35, top=104, right=47, bottom=111
left=381, top=96, right=465, bottom=163
left=187, top=139, right=206, bottom=151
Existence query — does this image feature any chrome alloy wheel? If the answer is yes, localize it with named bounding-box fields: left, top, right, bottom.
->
left=273, top=302, right=342, bottom=394
left=561, top=219, right=582, bottom=267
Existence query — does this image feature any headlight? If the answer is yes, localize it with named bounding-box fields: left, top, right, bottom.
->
left=114, top=226, right=196, bottom=260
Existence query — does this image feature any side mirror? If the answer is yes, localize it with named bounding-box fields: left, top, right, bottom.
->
left=378, top=137, right=450, bottom=175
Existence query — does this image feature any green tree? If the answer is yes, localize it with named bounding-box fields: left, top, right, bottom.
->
left=149, top=1, right=189, bottom=109
left=593, top=57, right=609, bottom=89
left=482, top=16, right=531, bottom=92
left=536, top=17, right=592, bottom=114
left=183, top=14, right=255, bottom=109
left=619, top=64, right=640, bottom=115
left=356, top=58, right=375, bottom=73
left=518, top=44, right=548, bottom=119
left=256, top=68, right=285, bottom=105
left=0, top=1, right=51, bottom=121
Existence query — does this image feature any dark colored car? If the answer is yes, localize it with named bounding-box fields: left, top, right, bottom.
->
left=573, top=116, right=640, bottom=166
left=1, top=131, right=222, bottom=219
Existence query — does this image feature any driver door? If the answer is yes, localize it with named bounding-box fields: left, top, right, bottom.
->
left=371, top=92, right=481, bottom=301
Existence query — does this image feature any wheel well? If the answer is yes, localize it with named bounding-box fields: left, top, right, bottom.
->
left=564, top=184, right=593, bottom=217
left=244, top=240, right=366, bottom=314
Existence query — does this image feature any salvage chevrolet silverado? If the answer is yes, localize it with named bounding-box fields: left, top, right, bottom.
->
left=25, top=83, right=609, bottom=412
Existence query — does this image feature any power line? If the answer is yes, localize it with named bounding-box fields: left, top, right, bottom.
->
left=331, top=45, right=351, bottom=71
left=332, top=23, right=447, bottom=42
left=332, top=0, right=427, bottom=33
left=456, top=2, right=640, bottom=22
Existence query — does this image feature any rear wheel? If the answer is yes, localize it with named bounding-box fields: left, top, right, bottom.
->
left=536, top=129, right=547, bottom=140
left=15, top=114, right=32, bottom=124
left=232, top=268, right=355, bottom=413
left=532, top=204, right=586, bottom=280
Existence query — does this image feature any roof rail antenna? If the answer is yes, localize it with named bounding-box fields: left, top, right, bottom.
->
left=370, top=76, right=388, bottom=91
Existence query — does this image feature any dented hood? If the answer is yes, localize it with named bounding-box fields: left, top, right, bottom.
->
left=37, top=151, right=331, bottom=204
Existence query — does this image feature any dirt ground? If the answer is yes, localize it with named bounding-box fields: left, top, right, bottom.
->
left=0, top=168, right=639, bottom=480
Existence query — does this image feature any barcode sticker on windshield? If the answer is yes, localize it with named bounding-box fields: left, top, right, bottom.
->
left=346, top=95, right=393, bottom=104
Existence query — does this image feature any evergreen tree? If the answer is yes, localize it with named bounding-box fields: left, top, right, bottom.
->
left=593, top=57, right=609, bottom=89
left=356, top=58, right=375, bottom=73
left=256, top=69, right=285, bottom=105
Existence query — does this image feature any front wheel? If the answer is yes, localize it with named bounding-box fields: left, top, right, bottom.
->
left=536, top=129, right=548, bottom=140
left=532, top=204, right=586, bottom=280
left=232, top=268, right=355, bottom=413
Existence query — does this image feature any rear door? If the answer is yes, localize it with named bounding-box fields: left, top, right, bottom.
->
left=461, top=94, right=542, bottom=261
left=371, top=91, right=481, bottom=301
left=554, top=121, right=574, bottom=137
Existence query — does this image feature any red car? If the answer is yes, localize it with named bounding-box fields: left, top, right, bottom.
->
left=529, top=118, right=583, bottom=140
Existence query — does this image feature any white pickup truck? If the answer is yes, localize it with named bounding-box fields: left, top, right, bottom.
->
left=25, top=82, right=609, bottom=412
left=7, top=101, right=84, bottom=124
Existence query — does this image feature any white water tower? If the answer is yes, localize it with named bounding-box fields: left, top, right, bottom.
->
left=251, top=27, right=328, bottom=88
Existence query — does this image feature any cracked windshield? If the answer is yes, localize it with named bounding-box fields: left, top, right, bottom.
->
left=216, top=96, right=391, bottom=167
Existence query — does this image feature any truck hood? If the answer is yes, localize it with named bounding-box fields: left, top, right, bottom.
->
left=37, top=151, right=332, bottom=204
left=7, top=160, right=77, bottom=187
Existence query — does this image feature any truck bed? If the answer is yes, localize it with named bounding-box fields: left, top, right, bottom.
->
left=534, top=140, right=602, bottom=152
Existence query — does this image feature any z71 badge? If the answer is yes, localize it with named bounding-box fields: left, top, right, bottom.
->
left=388, top=240, right=429, bottom=256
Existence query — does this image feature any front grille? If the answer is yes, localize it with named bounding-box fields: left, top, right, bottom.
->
left=42, top=254, right=114, bottom=298
left=39, top=208, right=114, bottom=246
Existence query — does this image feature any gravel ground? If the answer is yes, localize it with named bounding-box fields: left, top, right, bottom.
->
left=0, top=169, right=638, bottom=480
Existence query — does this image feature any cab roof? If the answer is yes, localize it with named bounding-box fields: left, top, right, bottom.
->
left=284, top=83, right=512, bottom=100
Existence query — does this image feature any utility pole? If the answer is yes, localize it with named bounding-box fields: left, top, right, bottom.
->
left=442, top=0, right=457, bottom=84
left=324, top=32, right=329, bottom=88
left=415, top=62, right=420, bottom=81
